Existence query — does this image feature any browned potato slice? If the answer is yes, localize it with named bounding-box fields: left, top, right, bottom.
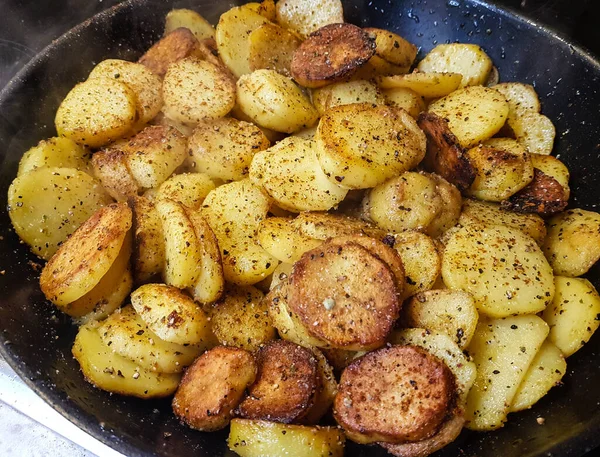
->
left=501, top=168, right=568, bottom=215
left=294, top=211, right=385, bottom=240
left=364, top=28, right=417, bottom=70
left=129, top=196, right=165, bottom=284
left=334, top=345, right=455, bottom=444
left=156, top=173, right=215, bottom=210
left=40, top=203, right=131, bottom=307
left=417, top=44, right=492, bottom=87
left=352, top=55, right=409, bottom=79
left=249, top=23, right=302, bottom=76
left=291, top=23, right=376, bottom=88
left=257, top=217, right=323, bottom=264
left=276, top=0, right=344, bottom=37
left=91, top=147, right=140, bottom=201
left=18, top=137, right=91, bottom=176
left=237, top=340, right=319, bottom=423
left=164, top=9, right=215, bottom=41
left=377, top=72, right=462, bottom=98
left=321, top=348, right=359, bottom=372
left=303, top=349, right=338, bottom=424
left=288, top=239, right=400, bottom=350
left=530, top=154, right=570, bottom=198
left=139, top=27, right=200, bottom=77
left=383, top=87, right=425, bottom=118
left=173, top=346, right=257, bottom=431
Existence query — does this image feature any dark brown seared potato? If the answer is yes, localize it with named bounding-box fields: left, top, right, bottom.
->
left=333, top=345, right=456, bottom=445
left=237, top=340, right=320, bottom=423
left=502, top=168, right=568, bottom=215
left=291, top=23, right=376, bottom=88
left=139, top=27, right=200, bottom=76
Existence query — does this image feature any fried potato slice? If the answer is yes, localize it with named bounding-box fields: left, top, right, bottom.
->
left=312, top=80, right=385, bottom=116
left=91, top=147, right=140, bottom=201
left=237, top=340, right=319, bottom=423
left=164, top=9, right=215, bottom=41
left=249, top=23, right=302, bottom=77
left=173, top=346, right=257, bottom=431
left=492, top=82, right=541, bottom=115
left=245, top=0, right=277, bottom=21
left=18, top=137, right=91, bottom=176
left=501, top=168, right=568, bottom=215
left=294, top=211, right=385, bottom=240
left=276, top=0, right=344, bottom=37
left=377, top=72, right=462, bottom=98
left=508, top=111, right=556, bottom=155
left=383, top=87, right=425, bottom=118
left=129, top=196, right=165, bottom=284
left=334, top=345, right=455, bottom=444
left=156, top=173, right=215, bottom=210
left=352, top=55, right=409, bottom=79
left=364, top=28, right=417, bottom=70
left=417, top=44, right=492, bottom=87
left=303, top=349, right=338, bottom=424
left=139, top=27, right=200, bottom=77
left=530, top=154, right=570, bottom=199
left=257, top=217, right=323, bottom=264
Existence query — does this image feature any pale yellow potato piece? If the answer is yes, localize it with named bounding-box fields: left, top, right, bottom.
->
left=293, top=126, right=318, bottom=140
left=131, top=283, right=214, bottom=346
left=156, top=173, right=215, bottom=210
left=89, top=59, right=163, bottom=125
left=508, top=111, right=555, bottom=155
left=250, top=137, right=348, bottom=212
left=530, top=153, right=570, bottom=198
left=165, top=9, right=215, bottom=41
left=275, top=0, right=344, bottom=37
left=237, top=69, right=319, bottom=133
left=428, top=86, right=509, bottom=148
left=382, top=87, right=425, bottom=118
left=18, top=137, right=91, bottom=176
left=256, top=217, right=323, bottom=263
left=249, top=23, right=302, bottom=77
left=485, top=65, right=500, bottom=86
left=442, top=224, right=554, bottom=318
left=162, top=58, right=236, bottom=125
left=352, top=55, right=408, bottom=80
left=215, top=5, right=271, bottom=78
left=543, top=209, right=600, bottom=277
left=312, top=80, right=385, bottom=116
left=418, top=44, right=492, bottom=87
left=543, top=276, right=600, bottom=357
left=294, top=211, right=385, bottom=240
left=404, top=289, right=479, bottom=349
left=55, top=77, right=137, bottom=148
left=510, top=341, right=566, bottom=412
left=245, top=0, right=277, bottom=21
left=483, top=137, right=527, bottom=155
left=465, top=315, right=549, bottom=431
left=364, top=28, right=417, bottom=69
left=90, top=147, right=139, bottom=201
left=270, top=262, right=294, bottom=290
left=72, top=323, right=180, bottom=398
left=377, top=72, right=462, bottom=98
left=76, top=270, right=133, bottom=325
left=98, top=306, right=201, bottom=373
left=202, top=179, right=278, bottom=285
left=315, top=103, right=426, bottom=189
left=492, top=82, right=541, bottom=115
left=129, top=196, right=165, bottom=284
left=303, top=348, right=338, bottom=424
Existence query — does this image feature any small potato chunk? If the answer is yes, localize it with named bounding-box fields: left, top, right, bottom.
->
left=404, top=290, right=479, bottom=349
left=237, top=340, right=319, bottom=423
left=73, top=323, right=180, bottom=398
left=130, top=283, right=214, bottom=347
left=502, top=168, right=568, bottom=216
left=312, top=80, right=385, bottom=116
left=156, top=173, right=215, bottom=210
left=228, top=419, right=345, bottom=457
left=40, top=203, right=131, bottom=307
left=334, top=345, right=455, bottom=444
left=465, top=315, right=549, bottom=431
left=129, top=196, right=165, bottom=284
left=316, top=103, right=426, bottom=189
left=417, top=44, right=492, bottom=87
left=276, top=0, right=344, bottom=37
left=257, top=217, right=323, bottom=264
left=173, top=347, right=257, bottom=431
left=139, top=27, right=200, bottom=77
left=492, top=82, right=541, bottom=115
left=91, top=148, right=140, bottom=201
left=18, top=137, right=91, bottom=176
left=89, top=59, right=163, bottom=125
left=543, top=209, right=600, bottom=276
left=442, top=224, right=554, bottom=318
left=377, top=72, right=462, bottom=98
left=530, top=153, right=570, bottom=198
left=55, top=77, right=137, bottom=148
left=291, top=23, right=376, bottom=88
left=165, top=9, right=215, bottom=41
left=249, top=23, right=302, bottom=77
left=364, top=28, right=417, bottom=70
left=383, top=87, right=425, bottom=118
left=543, top=276, right=600, bottom=357
left=237, top=69, right=319, bottom=133
left=428, top=86, right=509, bottom=148
left=508, top=112, right=556, bottom=155
left=162, top=58, right=236, bottom=125
left=294, top=211, right=385, bottom=240
left=510, top=341, right=566, bottom=412
left=212, top=285, right=275, bottom=351
left=250, top=137, right=348, bottom=212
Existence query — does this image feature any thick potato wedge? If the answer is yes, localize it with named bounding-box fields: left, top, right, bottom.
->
left=237, top=340, right=319, bottom=423
left=502, top=168, right=568, bottom=215
left=291, top=23, right=376, bottom=88
left=312, top=80, right=384, bottom=116
left=237, top=69, right=319, bottom=133
left=417, top=44, right=492, bottom=87
left=162, top=58, right=236, bottom=125
left=8, top=167, right=112, bottom=259
left=428, top=86, right=509, bottom=148
left=165, top=9, right=215, bottom=41
left=40, top=202, right=131, bottom=307
left=383, top=87, right=425, bottom=118
left=508, top=111, right=556, bottom=155
left=364, top=28, right=417, bottom=70
left=530, top=154, right=570, bottom=198
left=250, top=137, right=348, bottom=212
left=55, top=77, right=137, bottom=148
left=543, top=276, right=600, bottom=357
left=211, top=285, right=275, bottom=351
left=315, top=103, right=426, bottom=189
left=492, top=82, right=541, bottom=115
left=510, top=341, right=566, bottom=412
left=173, top=346, right=257, bottom=431
left=156, top=173, right=215, bottom=210
left=543, top=209, right=600, bottom=276
left=129, top=196, right=165, bottom=284
left=465, top=315, right=549, bottom=431
left=377, top=72, right=462, bottom=98
left=228, top=419, right=345, bottom=457
left=73, top=323, right=181, bottom=398
left=257, top=217, right=323, bottom=264
left=276, top=0, right=344, bottom=37
left=18, top=137, right=91, bottom=176
left=91, top=147, right=140, bottom=201
left=334, top=345, right=455, bottom=444
left=294, top=211, right=385, bottom=240
left=139, top=27, right=200, bottom=77
left=249, top=23, right=302, bottom=77
left=130, top=283, right=214, bottom=347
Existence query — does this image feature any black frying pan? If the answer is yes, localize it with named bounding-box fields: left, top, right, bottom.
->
left=1, top=0, right=599, bottom=456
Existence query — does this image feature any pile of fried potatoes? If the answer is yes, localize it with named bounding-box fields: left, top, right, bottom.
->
left=7, top=0, right=600, bottom=456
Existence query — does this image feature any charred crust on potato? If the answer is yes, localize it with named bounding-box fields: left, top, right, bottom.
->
left=139, top=27, right=200, bottom=77
left=501, top=168, right=568, bottom=215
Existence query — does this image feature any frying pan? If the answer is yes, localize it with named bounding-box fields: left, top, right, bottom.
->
left=1, top=0, right=599, bottom=456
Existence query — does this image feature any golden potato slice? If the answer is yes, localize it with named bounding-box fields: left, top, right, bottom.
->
left=483, top=137, right=527, bottom=155
left=18, top=137, right=91, bottom=176
left=312, top=80, right=384, bottom=116
left=276, top=0, right=343, bottom=37
left=237, top=69, right=319, bottom=133
left=269, top=262, right=293, bottom=290
left=428, top=86, right=509, bottom=148
left=303, top=349, right=338, bottom=424
left=492, top=82, right=541, bottom=115
left=164, top=9, right=215, bottom=41
left=245, top=0, right=277, bottom=21
left=465, top=315, right=549, bottom=431
left=315, top=103, right=426, bottom=189
left=73, top=323, right=180, bottom=398
left=40, top=202, right=131, bottom=307
left=55, top=77, right=137, bottom=148
left=364, top=28, right=417, bottom=70
left=501, top=168, right=568, bottom=215
left=228, top=419, right=345, bottom=457
left=139, top=27, right=200, bottom=77
left=352, top=55, right=409, bottom=79
left=508, top=111, right=556, bottom=155
left=291, top=23, right=376, bottom=88
left=248, top=22, right=302, bottom=77
left=530, top=154, right=570, bottom=198
left=91, top=147, right=140, bottom=201
left=543, top=276, right=600, bottom=357
left=294, top=211, right=385, bottom=240
left=377, top=72, right=462, bottom=98
left=257, top=217, right=323, bottom=264
left=156, top=173, right=215, bottom=210
left=334, top=345, right=455, bottom=444
left=417, top=44, right=492, bottom=87
left=383, top=87, right=425, bottom=118
left=173, top=346, right=257, bottom=431
left=129, top=196, right=165, bottom=284
left=237, top=340, right=319, bottom=423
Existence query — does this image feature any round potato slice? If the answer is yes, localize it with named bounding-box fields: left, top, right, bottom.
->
left=156, top=173, right=215, bottom=210
left=312, top=80, right=385, bottom=116
left=377, top=72, right=462, bottom=98
left=275, top=0, right=344, bottom=37
left=18, top=137, right=91, bottom=176
left=364, top=28, right=417, bottom=69
left=383, top=87, right=425, bottom=119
